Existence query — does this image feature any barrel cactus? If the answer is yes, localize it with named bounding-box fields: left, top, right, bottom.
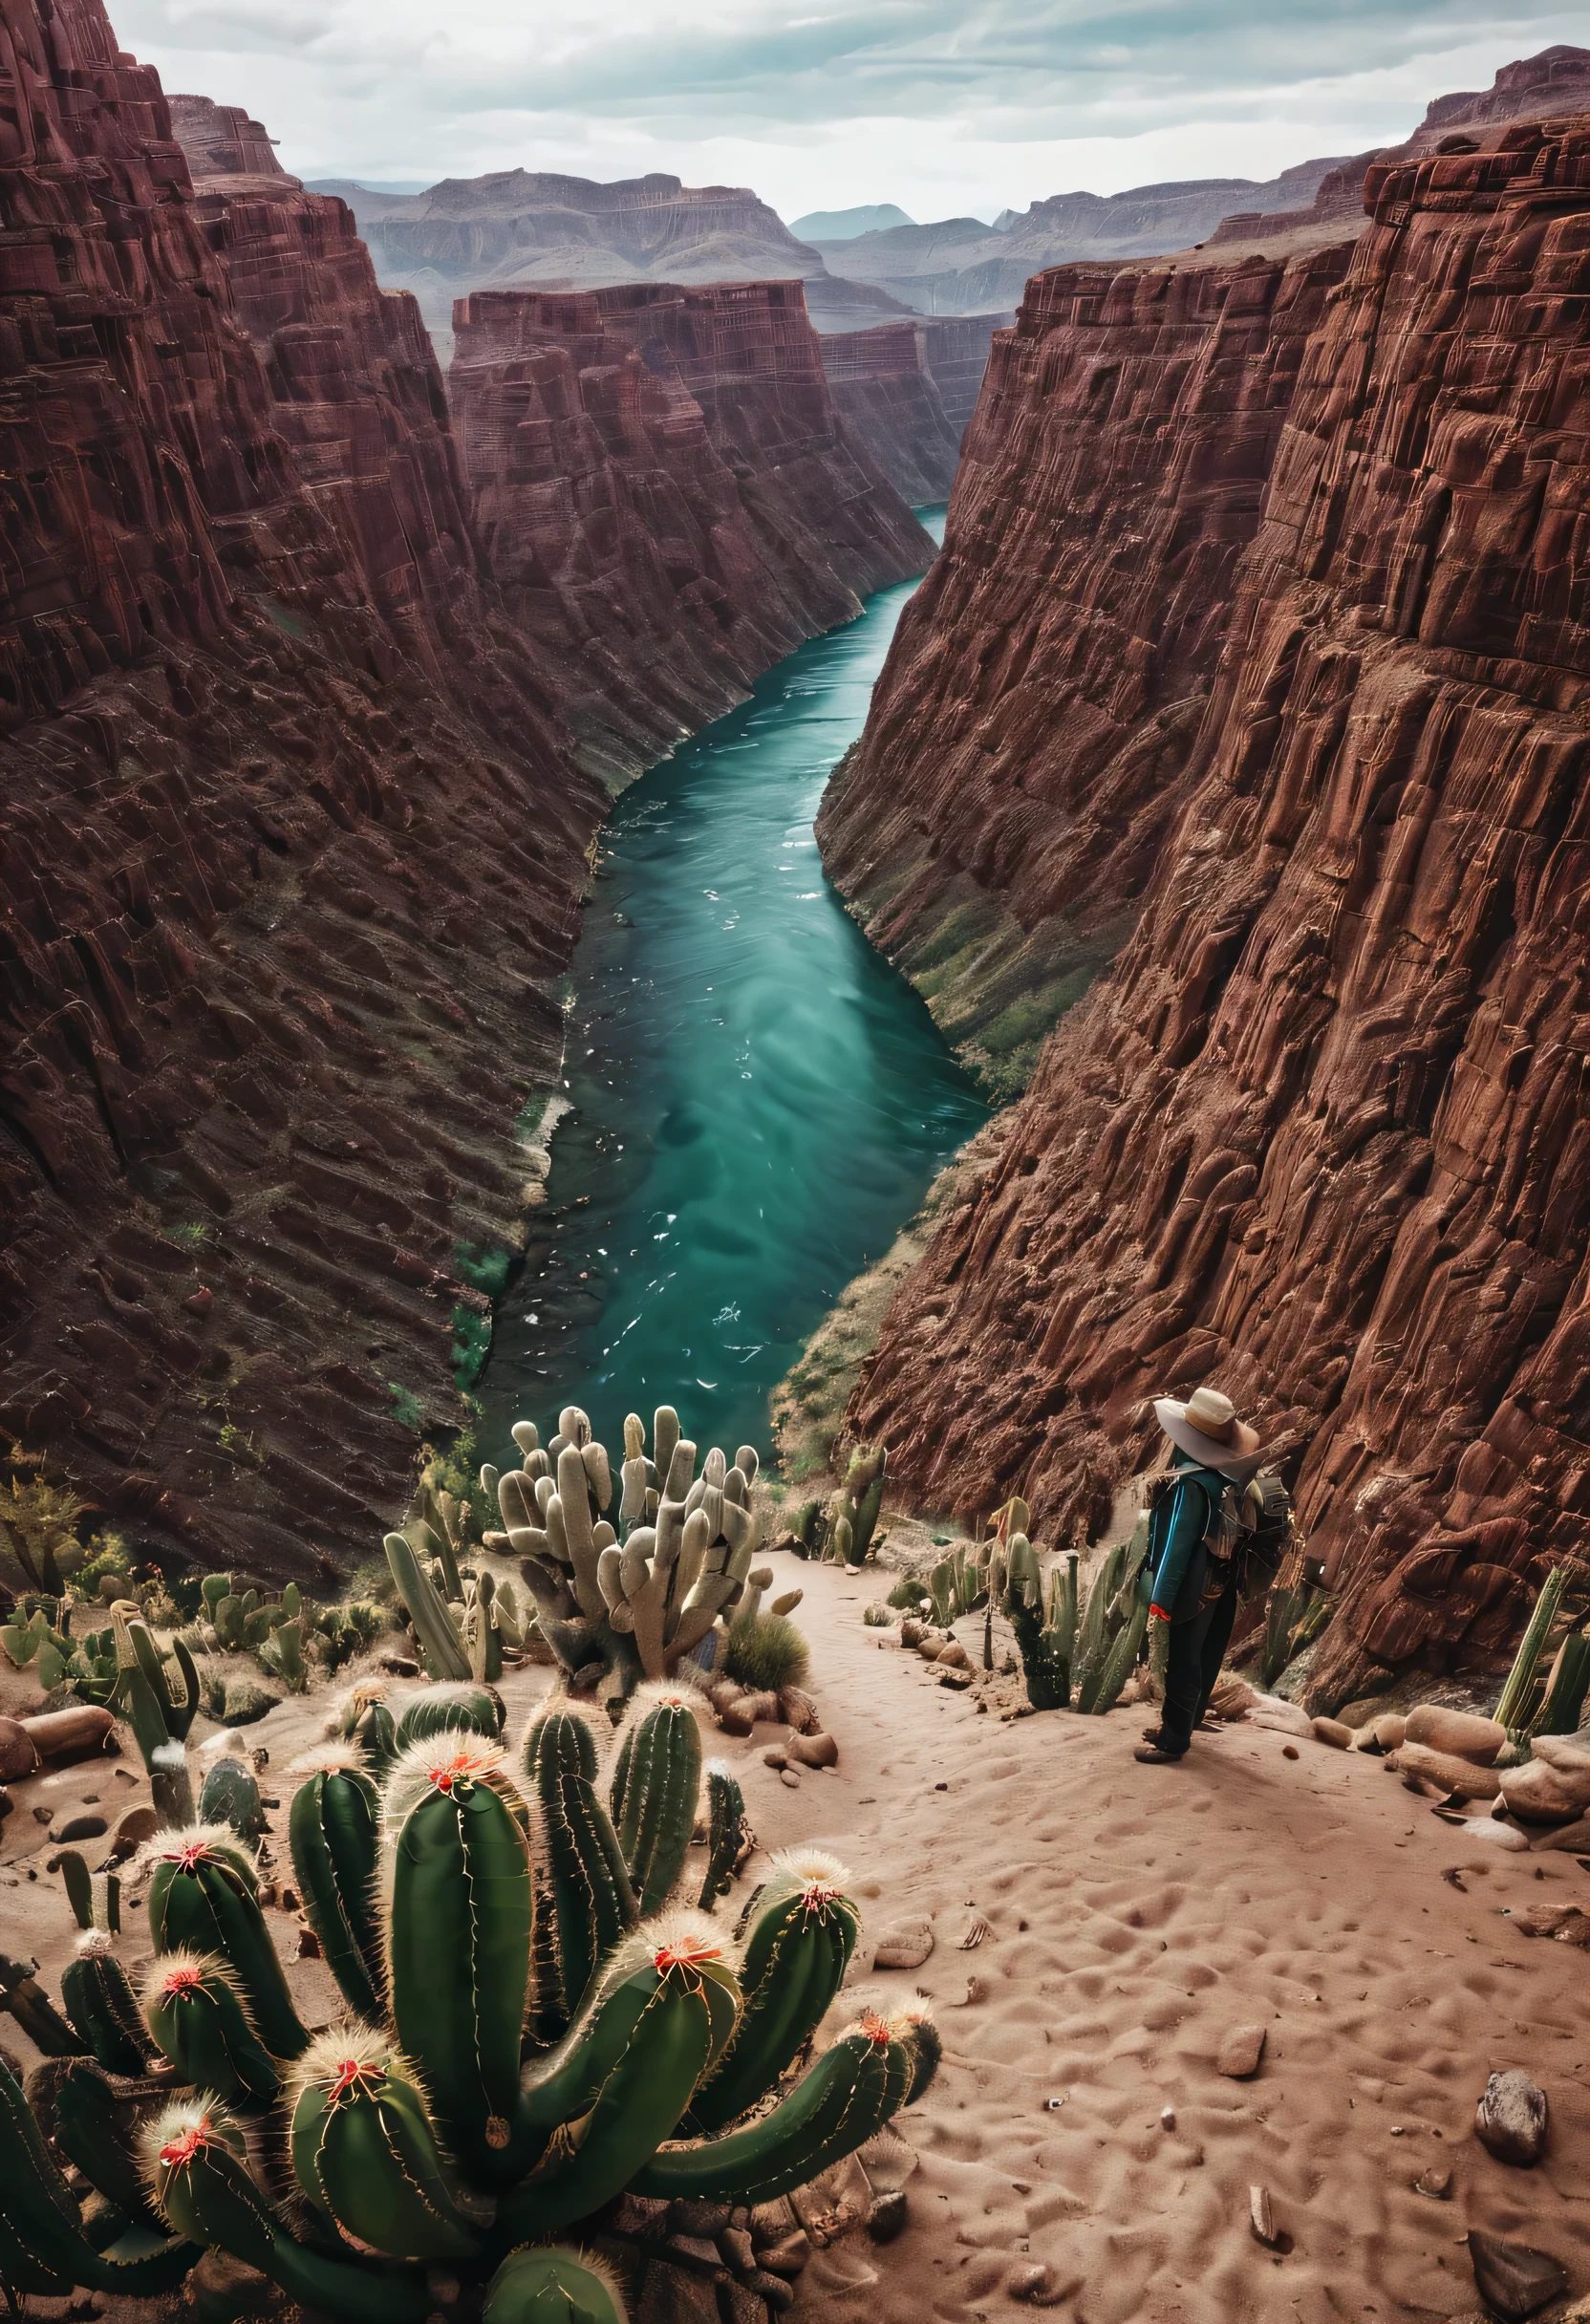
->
left=0, top=1685, right=935, bottom=2320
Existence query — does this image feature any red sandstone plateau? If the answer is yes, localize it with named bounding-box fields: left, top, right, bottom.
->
left=0, top=0, right=926, bottom=1579
left=447, top=281, right=933, bottom=785
left=832, top=118, right=1590, bottom=1710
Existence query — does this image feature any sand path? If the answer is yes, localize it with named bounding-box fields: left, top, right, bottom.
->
left=3, top=1553, right=1587, bottom=2323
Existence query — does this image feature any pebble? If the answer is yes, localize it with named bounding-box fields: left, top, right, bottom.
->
left=1007, top=2261, right=1066, bottom=2306
left=872, top=1917, right=935, bottom=1970
left=1414, top=2165, right=1452, bottom=2199
left=1160, top=2106, right=1176, bottom=2132
left=1467, top=2228, right=1569, bottom=2322
left=1474, top=2070, right=1548, bottom=2166
left=762, top=1750, right=787, bottom=1770
left=779, top=1769, right=801, bottom=1789
left=32, top=1805, right=53, bottom=1824
left=1281, top=1744, right=1300, bottom=1761
left=1249, top=2185, right=1278, bottom=2246
left=1216, top=2024, right=1267, bottom=2079
left=865, top=2189, right=908, bottom=2243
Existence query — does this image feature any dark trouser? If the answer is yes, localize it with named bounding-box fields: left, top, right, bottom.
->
left=1159, top=1582, right=1239, bottom=1756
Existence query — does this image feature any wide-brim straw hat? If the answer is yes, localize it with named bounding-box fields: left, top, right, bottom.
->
left=1153, top=1387, right=1265, bottom=1481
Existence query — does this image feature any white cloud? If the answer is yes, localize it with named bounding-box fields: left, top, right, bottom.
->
left=111, top=0, right=1589, bottom=222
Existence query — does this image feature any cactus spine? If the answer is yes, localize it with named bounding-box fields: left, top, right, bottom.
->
left=287, top=2034, right=479, bottom=2260
left=689, top=1851, right=858, bottom=2133
left=142, top=1952, right=281, bottom=2112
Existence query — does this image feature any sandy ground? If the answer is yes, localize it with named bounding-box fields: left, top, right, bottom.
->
left=4, top=1555, right=1588, bottom=2324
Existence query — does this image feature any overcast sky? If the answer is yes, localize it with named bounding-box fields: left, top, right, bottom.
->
left=112, top=1, right=1586, bottom=222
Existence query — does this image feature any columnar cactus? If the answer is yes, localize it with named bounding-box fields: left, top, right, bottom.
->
left=0, top=1680, right=935, bottom=2321
left=483, top=1409, right=763, bottom=1696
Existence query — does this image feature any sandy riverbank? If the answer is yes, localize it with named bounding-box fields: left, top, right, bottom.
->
left=4, top=1554, right=1587, bottom=2324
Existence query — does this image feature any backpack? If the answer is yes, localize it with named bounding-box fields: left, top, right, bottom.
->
left=1225, top=1469, right=1297, bottom=1600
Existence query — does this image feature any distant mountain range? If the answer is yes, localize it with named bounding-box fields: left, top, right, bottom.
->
left=788, top=203, right=916, bottom=240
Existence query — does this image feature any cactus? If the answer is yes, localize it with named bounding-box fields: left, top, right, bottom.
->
left=487, top=1408, right=762, bottom=1697
left=524, top=1702, right=636, bottom=2038
left=0, top=1673, right=929, bottom=2324
left=139, top=1826, right=309, bottom=2061
left=697, top=1761, right=748, bottom=1909
left=289, top=1752, right=386, bottom=2022
left=338, top=1682, right=399, bottom=1774
left=1001, top=1534, right=1070, bottom=1711
left=198, top=1756, right=267, bottom=1839
left=382, top=1522, right=471, bottom=1683
left=111, top=1607, right=199, bottom=1828
left=1496, top=1565, right=1568, bottom=1730
left=60, top=1933, right=149, bottom=2077
left=611, top=1686, right=702, bottom=1917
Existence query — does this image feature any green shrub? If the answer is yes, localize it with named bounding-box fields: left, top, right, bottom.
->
left=454, top=1239, right=512, bottom=1298
left=388, top=1381, right=423, bottom=1431
left=450, top=1304, right=492, bottom=1389
left=722, top=1610, right=810, bottom=1694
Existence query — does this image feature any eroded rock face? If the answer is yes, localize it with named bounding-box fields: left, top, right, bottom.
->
left=818, top=323, right=962, bottom=503
left=818, top=245, right=1353, bottom=1095
left=449, top=282, right=935, bottom=786
left=0, top=0, right=607, bottom=1574
left=838, top=121, right=1590, bottom=1708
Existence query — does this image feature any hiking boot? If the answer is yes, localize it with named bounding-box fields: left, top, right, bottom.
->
left=1133, top=1735, right=1185, bottom=1764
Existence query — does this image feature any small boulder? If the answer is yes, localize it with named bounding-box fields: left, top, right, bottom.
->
left=50, top=1813, right=106, bottom=1844
left=1311, top=1717, right=1353, bottom=1750
left=109, top=1804, right=158, bottom=1861
left=1500, top=1757, right=1590, bottom=1823
left=872, top=1917, right=935, bottom=1970
left=1474, top=2070, right=1548, bottom=2165
left=1404, top=1705, right=1508, bottom=1765
left=1389, top=1743, right=1502, bottom=1800
left=1216, top=2024, right=1266, bottom=2079
left=1467, top=2229, right=1569, bottom=2322
left=784, top=1730, right=837, bottom=1769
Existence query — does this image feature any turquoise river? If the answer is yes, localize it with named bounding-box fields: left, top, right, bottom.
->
left=478, top=511, right=987, bottom=1463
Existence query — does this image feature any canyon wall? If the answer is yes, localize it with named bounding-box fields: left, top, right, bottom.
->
left=818, top=242, right=1353, bottom=1096
left=0, top=0, right=609, bottom=1580
left=840, top=119, right=1590, bottom=1709
left=817, top=312, right=1008, bottom=502
left=448, top=282, right=935, bottom=786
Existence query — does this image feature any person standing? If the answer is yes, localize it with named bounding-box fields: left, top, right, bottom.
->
left=1133, top=1387, right=1264, bottom=1765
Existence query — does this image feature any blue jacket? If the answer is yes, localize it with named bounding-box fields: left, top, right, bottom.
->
left=1146, top=1456, right=1230, bottom=1624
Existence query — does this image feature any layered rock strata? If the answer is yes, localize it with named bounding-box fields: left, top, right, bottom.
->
left=818, top=243, right=1353, bottom=1095
left=818, top=323, right=962, bottom=502
left=328, top=171, right=913, bottom=361
left=449, top=281, right=934, bottom=785
left=840, top=120, right=1590, bottom=1707
left=817, top=313, right=1008, bottom=501
left=0, top=0, right=608, bottom=1577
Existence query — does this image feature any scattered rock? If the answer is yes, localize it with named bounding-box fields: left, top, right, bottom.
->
left=1249, top=2185, right=1280, bottom=2247
left=295, top=1926, right=321, bottom=1961
left=916, top=1638, right=944, bottom=1662
left=32, top=1804, right=54, bottom=1824
left=1389, top=1744, right=1503, bottom=1800
left=20, top=1706, right=118, bottom=1765
left=1414, top=2165, right=1452, bottom=2199
left=936, top=1641, right=972, bottom=1670
left=1216, top=2024, right=1267, bottom=2079
left=1281, top=1743, right=1300, bottom=1760
left=1160, top=2106, right=1176, bottom=2132
left=1008, top=2261, right=1068, bottom=2306
left=865, top=2190, right=907, bottom=2243
left=0, top=1718, right=39, bottom=1782
left=899, top=1621, right=923, bottom=1647
left=762, top=1750, right=787, bottom=1770
left=778, top=1768, right=801, bottom=1790
left=1312, top=1717, right=1353, bottom=1749
left=785, top=1730, right=837, bottom=1770
left=1474, top=2070, right=1548, bottom=2165
left=778, top=1686, right=820, bottom=1733
left=1499, top=1758, right=1590, bottom=1824
left=50, top=1813, right=106, bottom=1844
left=1404, top=1706, right=1508, bottom=1765
left=379, top=1656, right=420, bottom=1678
left=1467, top=2229, right=1569, bottom=2321
left=938, top=1668, right=973, bottom=1689
left=872, top=1918, right=935, bottom=1970
left=719, top=1702, right=757, bottom=1737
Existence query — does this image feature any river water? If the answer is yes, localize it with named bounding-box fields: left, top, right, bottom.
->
left=478, top=510, right=987, bottom=1464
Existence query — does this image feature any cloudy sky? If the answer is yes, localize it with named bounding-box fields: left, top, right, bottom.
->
left=114, top=0, right=1586, bottom=222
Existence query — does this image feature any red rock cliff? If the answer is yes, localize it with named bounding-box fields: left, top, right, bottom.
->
left=818, top=243, right=1352, bottom=1095
left=818, top=321, right=962, bottom=505
left=448, top=280, right=935, bottom=785
left=0, top=0, right=608, bottom=1580
left=842, top=120, right=1590, bottom=1709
